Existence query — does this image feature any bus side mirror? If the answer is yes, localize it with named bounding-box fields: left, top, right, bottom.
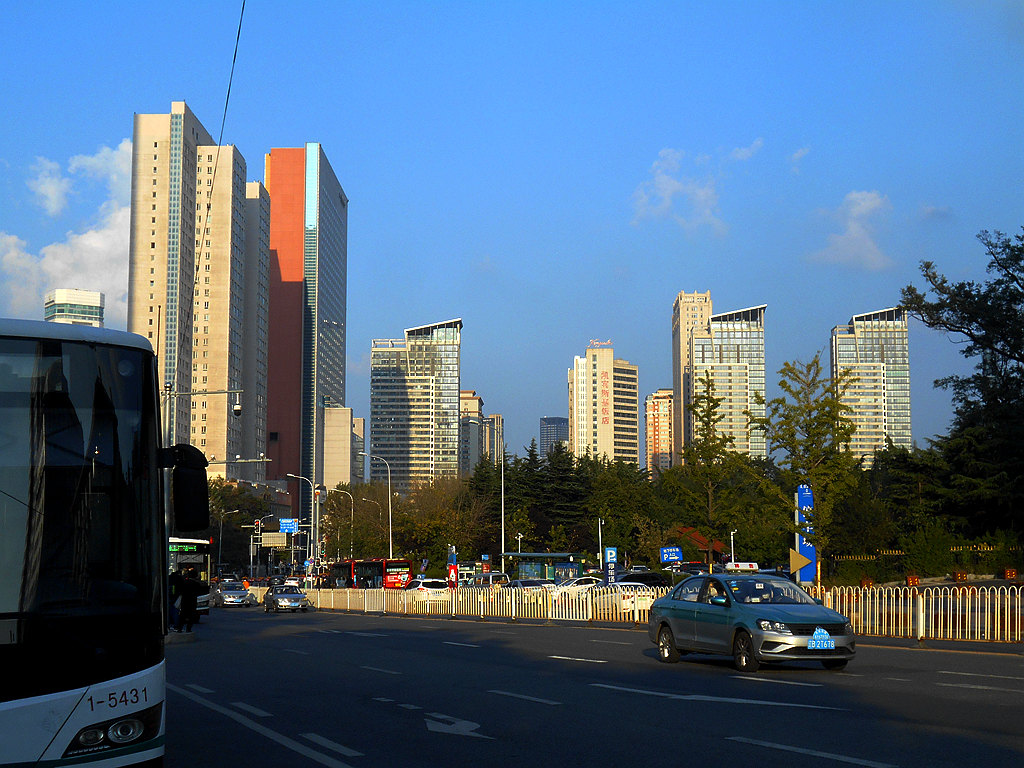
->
left=171, top=443, right=210, bottom=532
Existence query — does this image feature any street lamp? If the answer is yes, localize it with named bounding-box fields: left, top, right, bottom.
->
left=329, top=489, right=355, bottom=560
left=515, top=532, right=523, bottom=554
left=286, top=473, right=315, bottom=563
left=464, top=418, right=505, bottom=573
left=217, top=508, right=241, bottom=572
left=730, top=530, right=738, bottom=564
left=359, top=452, right=392, bottom=559
left=361, top=498, right=383, bottom=556
left=598, top=517, right=605, bottom=569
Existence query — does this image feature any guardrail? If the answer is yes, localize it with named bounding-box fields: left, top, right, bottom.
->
left=251, top=584, right=1023, bottom=643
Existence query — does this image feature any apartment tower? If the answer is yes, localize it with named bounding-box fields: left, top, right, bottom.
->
left=567, top=344, right=640, bottom=464
left=128, top=101, right=214, bottom=445
left=830, top=308, right=911, bottom=465
left=369, top=319, right=463, bottom=493
left=645, top=389, right=674, bottom=474
left=459, top=390, right=485, bottom=476
left=265, top=144, right=348, bottom=514
left=671, top=291, right=713, bottom=464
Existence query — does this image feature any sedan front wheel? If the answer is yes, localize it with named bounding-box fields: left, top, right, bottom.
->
left=732, top=630, right=760, bottom=672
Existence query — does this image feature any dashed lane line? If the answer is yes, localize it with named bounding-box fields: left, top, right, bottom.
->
left=731, top=676, right=822, bottom=687
left=489, top=690, right=562, bottom=705
left=591, top=683, right=846, bottom=710
left=167, top=684, right=356, bottom=768
left=301, top=733, right=364, bottom=758
left=232, top=702, right=273, bottom=717
left=361, top=665, right=401, bottom=675
left=727, top=736, right=896, bottom=767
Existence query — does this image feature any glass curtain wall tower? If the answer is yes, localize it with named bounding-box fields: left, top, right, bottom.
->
left=830, top=307, right=910, bottom=466
left=370, top=319, right=462, bottom=494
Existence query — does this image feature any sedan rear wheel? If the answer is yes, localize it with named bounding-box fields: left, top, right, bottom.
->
left=657, top=625, right=681, bottom=663
left=732, top=630, right=760, bottom=672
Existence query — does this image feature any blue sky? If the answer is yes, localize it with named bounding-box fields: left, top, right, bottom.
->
left=2, top=1, right=1022, bottom=459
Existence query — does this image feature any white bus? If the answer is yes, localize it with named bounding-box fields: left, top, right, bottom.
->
left=168, top=537, right=212, bottom=615
left=0, top=319, right=209, bottom=767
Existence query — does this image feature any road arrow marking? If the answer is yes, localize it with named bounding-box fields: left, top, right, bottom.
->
left=424, top=713, right=493, bottom=739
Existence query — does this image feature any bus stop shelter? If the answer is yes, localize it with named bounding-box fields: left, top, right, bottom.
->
left=502, top=552, right=586, bottom=581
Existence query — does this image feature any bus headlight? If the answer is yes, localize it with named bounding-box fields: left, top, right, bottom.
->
left=108, top=718, right=145, bottom=744
left=77, top=728, right=105, bottom=747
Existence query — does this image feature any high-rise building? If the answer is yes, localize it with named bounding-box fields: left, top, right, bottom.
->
left=128, top=101, right=214, bottom=445
left=539, top=416, right=569, bottom=457
left=484, top=413, right=504, bottom=464
left=830, top=307, right=911, bottom=465
left=671, top=291, right=713, bottom=464
left=265, top=144, right=348, bottom=514
left=44, top=288, right=104, bottom=326
left=323, top=407, right=364, bottom=487
left=127, top=102, right=268, bottom=482
left=459, top=390, right=485, bottom=475
left=568, top=344, right=639, bottom=464
left=690, top=305, right=767, bottom=458
left=369, top=319, right=462, bottom=493
left=644, top=389, right=674, bottom=474
left=671, top=291, right=766, bottom=460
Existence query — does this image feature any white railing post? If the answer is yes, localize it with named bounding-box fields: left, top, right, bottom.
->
left=915, top=592, right=925, bottom=642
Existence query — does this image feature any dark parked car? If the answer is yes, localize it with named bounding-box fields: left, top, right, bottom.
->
left=648, top=573, right=855, bottom=672
left=609, top=571, right=671, bottom=588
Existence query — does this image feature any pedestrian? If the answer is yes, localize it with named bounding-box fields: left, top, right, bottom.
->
left=175, top=567, right=202, bottom=633
left=168, top=566, right=185, bottom=631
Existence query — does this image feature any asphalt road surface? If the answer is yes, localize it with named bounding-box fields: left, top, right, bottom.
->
left=165, top=607, right=1024, bottom=767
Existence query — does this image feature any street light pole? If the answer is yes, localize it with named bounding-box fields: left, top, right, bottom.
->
left=329, top=489, right=355, bottom=560
left=598, top=517, right=604, bottom=569
left=730, top=529, right=737, bottom=564
left=361, top=498, right=382, bottom=555
left=359, top=452, right=392, bottom=559
left=286, top=473, right=315, bottom=564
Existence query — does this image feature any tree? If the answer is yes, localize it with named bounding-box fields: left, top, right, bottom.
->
left=901, top=228, right=1024, bottom=536
left=748, top=353, right=861, bottom=574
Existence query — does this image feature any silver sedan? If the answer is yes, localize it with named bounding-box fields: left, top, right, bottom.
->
left=648, top=573, right=855, bottom=672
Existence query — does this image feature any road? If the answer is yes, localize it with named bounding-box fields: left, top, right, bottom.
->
left=165, top=607, right=1024, bottom=767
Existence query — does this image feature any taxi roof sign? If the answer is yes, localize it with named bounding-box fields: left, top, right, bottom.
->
left=724, top=562, right=759, bottom=572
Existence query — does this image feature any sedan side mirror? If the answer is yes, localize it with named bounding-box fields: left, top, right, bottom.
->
left=710, top=595, right=729, bottom=606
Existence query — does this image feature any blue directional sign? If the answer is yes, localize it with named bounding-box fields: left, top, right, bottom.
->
left=795, top=484, right=817, bottom=583
left=604, top=547, right=618, bottom=583
left=279, top=518, right=298, bottom=533
left=660, top=546, right=683, bottom=563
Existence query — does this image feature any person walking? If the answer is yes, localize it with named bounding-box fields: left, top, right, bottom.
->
left=175, top=567, right=201, bottom=633
left=168, top=566, right=185, bottom=631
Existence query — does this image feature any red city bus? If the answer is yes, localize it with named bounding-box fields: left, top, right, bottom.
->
left=327, top=559, right=412, bottom=589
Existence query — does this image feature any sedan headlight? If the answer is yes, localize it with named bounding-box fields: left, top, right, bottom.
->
left=843, top=621, right=854, bottom=635
left=757, top=619, right=792, bottom=634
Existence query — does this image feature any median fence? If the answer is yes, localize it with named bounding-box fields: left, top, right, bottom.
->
left=254, top=583, right=1023, bottom=643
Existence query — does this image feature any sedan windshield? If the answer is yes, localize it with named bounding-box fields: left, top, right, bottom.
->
left=726, top=579, right=817, bottom=605
left=278, top=586, right=302, bottom=595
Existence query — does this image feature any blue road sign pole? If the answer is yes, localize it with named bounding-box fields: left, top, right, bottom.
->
left=795, top=484, right=818, bottom=585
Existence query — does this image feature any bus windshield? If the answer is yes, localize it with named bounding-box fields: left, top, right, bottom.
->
left=0, top=333, right=164, bottom=701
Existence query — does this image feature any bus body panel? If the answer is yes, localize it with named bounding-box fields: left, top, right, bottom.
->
left=0, top=662, right=164, bottom=766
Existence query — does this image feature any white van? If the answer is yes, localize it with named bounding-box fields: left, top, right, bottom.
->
left=469, top=572, right=511, bottom=588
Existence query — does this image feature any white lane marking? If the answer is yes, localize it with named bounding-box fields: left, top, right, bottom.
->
left=361, top=666, right=401, bottom=675
left=372, top=697, right=394, bottom=702
left=424, top=713, right=494, bottom=739
left=301, top=733, right=364, bottom=757
left=168, top=684, right=356, bottom=768
left=731, top=676, right=822, bottom=687
left=727, top=736, right=896, bottom=767
left=590, top=683, right=845, bottom=711
left=399, top=704, right=422, bottom=710
left=284, top=649, right=310, bottom=655
left=319, top=629, right=343, bottom=634
left=444, top=641, right=480, bottom=648
left=232, top=702, right=273, bottom=717
left=186, top=684, right=215, bottom=694
left=589, top=639, right=632, bottom=645
left=937, top=682, right=1024, bottom=693
left=549, top=655, right=608, bottom=663
left=347, top=631, right=388, bottom=637
left=489, top=690, right=561, bottom=705
left=884, top=678, right=912, bottom=682
left=939, top=670, right=1024, bottom=682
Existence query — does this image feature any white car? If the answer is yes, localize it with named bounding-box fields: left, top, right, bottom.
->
left=405, top=578, right=451, bottom=602
left=553, top=575, right=602, bottom=596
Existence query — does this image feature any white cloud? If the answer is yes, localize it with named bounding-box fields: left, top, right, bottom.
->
left=632, top=148, right=725, bottom=233
left=809, top=190, right=892, bottom=270
left=1, top=141, right=132, bottom=326
left=731, top=138, right=764, bottom=161
left=790, top=146, right=810, bottom=173
left=27, top=157, right=72, bottom=216
left=69, top=139, right=132, bottom=206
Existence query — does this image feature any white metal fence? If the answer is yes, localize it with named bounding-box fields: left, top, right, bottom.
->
left=252, top=584, right=1023, bottom=643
